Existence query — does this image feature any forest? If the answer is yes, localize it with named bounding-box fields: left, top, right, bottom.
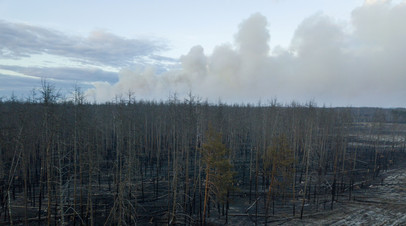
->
left=1, top=82, right=406, bottom=225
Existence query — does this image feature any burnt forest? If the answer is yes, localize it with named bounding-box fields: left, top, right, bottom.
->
left=1, top=85, right=406, bottom=225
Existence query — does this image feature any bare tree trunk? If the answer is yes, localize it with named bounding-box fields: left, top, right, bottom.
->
left=22, top=149, right=28, bottom=226
left=7, top=190, right=13, bottom=226
left=265, top=164, right=276, bottom=225
left=73, top=105, right=78, bottom=226
left=87, top=145, right=94, bottom=226
left=202, top=164, right=209, bottom=225
left=300, top=125, right=312, bottom=219
left=249, top=146, right=253, bottom=203
left=171, top=125, right=178, bottom=224
left=38, top=157, right=43, bottom=224
left=255, top=146, right=259, bottom=226
left=46, top=142, right=52, bottom=226
left=58, top=141, right=65, bottom=226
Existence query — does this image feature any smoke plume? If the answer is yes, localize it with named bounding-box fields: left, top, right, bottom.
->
left=87, top=1, right=406, bottom=107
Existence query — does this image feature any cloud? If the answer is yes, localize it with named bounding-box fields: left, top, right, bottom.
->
left=0, top=20, right=167, bottom=67
left=0, top=20, right=173, bottom=99
left=0, top=65, right=119, bottom=84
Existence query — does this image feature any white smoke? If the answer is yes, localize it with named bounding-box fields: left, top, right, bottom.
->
left=86, top=1, right=406, bottom=107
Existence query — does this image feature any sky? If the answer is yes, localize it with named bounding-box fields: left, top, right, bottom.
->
left=1, top=0, right=406, bottom=107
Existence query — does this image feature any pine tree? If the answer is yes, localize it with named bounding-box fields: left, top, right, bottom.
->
left=201, top=126, right=234, bottom=224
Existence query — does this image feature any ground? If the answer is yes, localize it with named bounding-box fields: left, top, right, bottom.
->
left=283, top=164, right=406, bottom=226
left=5, top=164, right=406, bottom=225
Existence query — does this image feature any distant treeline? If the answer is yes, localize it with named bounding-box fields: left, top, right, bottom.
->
left=1, top=82, right=406, bottom=225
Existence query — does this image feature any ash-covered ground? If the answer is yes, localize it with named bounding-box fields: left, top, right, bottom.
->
left=283, top=164, right=406, bottom=226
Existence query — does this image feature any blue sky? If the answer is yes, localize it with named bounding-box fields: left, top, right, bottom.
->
left=1, top=0, right=406, bottom=107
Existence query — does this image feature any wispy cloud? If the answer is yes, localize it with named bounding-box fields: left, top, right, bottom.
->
left=0, top=20, right=172, bottom=98
left=0, top=20, right=167, bottom=67
left=0, top=65, right=118, bottom=84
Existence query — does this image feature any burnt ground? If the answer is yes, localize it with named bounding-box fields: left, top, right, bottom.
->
left=4, top=164, right=406, bottom=225
left=209, top=163, right=406, bottom=226
left=281, top=164, right=406, bottom=226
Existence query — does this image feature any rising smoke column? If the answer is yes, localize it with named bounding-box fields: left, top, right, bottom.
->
left=87, top=1, right=406, bottom=107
